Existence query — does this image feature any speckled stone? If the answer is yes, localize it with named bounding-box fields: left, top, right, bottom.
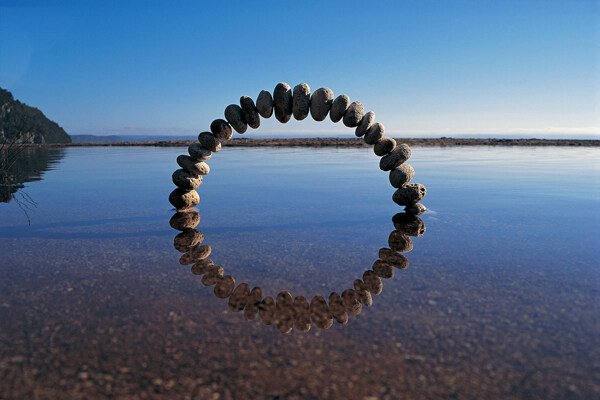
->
left=224, top=104, right=247, bottom=134
left=362, top=270, right=383, bottom=295
left=328, top=292, right=348, bottom=324
left=293, top=296, right=311, bottom=332
left=168, top=188, right=199, bottom=210
left=364, top=122, right=384, bottom=145
left=214, top=275, right=235, bottom=298
left=330, top=95, right=350, bottom=123
left=341, top=289, right=362, bottom=315
left=173, top=229, right=204, bottom=252
left=256, top=90, right=274, bottom=118
left=392, top=213, right=426, bottom=237
left=374, top=137, right=396, bottom=156
left=276, top=291, right=294, bottom=333
left=310, top=87, right=334, bottom=121
left=188, top=143, right=212, bottom=161
left=388, top=231, right=414, bottom=253
left=392, top=183, right=427, bottom=206
left=176, top=155, right=210, bottom=176
left=389, top=164, right=415, bottom=188
left=228, top=283, right=250, bottom=312
left=353, top=279, right=373, bottom=306
left=198, top=132, right=221, bottom=152
left=378, top=248, right=409, bottom=270
left=343, top=102, right=364, bottom=128
left=180, top=244, right=211, bottom=265
left=210, top=119, right=233, bottom=142
left=172, top=169, right=202, bottom=191
left=259, top=296, right=276, bottom=325
left=273, top=83, right=293, bottom=123
left=169, top=211, right=200, bottom=231
left=372, top=260, right=394, bottom=279
left=292, top=83, right=310, bottom=120
left=380, top=144, right=411, bottom=171
left=201, top=266, right=223, bottom=286
left=244, top=287, right=263, bottom=321
left=310, top=295, right=333, bottom=330
left=355, top=111, right=375, bottom=137
left=240, top=96, right=260, bottom=129
left=405, top=203, right=427, bottom=216
left=190, top=258, right=214, bottom=275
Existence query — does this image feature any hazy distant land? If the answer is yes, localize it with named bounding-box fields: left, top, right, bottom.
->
left=36, top=137, right=600, bottom=147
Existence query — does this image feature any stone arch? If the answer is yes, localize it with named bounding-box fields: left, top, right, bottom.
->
left=168, top=82, right=426, bottom=214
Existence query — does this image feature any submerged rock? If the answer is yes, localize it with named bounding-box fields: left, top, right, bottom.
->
left=378, top=248, right=409, bottom=270
left=214, top=275, right=235, bottom=298
left=310, top=295, right=333, bottom=329
left=372, top=259, right=394, bottom=279
left=388, top=230, right=414, bottom=253
left=392, top=213, right=426, bottom=236
left=328, top=292, right=348, bottom=324
left=405, top=203, right=427, bottom=215
left=173, top=229, right=204, bottom=252
left=353, top=279, right=373, bottom=306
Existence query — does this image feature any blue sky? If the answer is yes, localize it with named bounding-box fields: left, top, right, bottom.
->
left=1, top=0, right=598, bottom=138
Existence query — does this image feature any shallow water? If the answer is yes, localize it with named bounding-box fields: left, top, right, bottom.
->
left=0, top=145, right=598, bottom=399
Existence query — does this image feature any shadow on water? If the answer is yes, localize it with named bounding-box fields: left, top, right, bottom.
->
left=0, top=146, right=65, bottom=223
left=169, top=208, right=426, bottom=334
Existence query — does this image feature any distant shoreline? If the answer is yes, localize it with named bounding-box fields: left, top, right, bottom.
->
left=24, top=137, right=600, bottom=147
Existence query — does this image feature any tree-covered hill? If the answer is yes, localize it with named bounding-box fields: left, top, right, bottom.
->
left=0, top=87, right=71, bottom=144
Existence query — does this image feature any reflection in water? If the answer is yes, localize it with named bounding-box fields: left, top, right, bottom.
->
left=0, top=146, right=65, bottom=203
left=170, top=208, right=426, bottom=333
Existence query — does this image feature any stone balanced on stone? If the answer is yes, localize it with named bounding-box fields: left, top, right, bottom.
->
left=168, top=82, right=426, bottom=214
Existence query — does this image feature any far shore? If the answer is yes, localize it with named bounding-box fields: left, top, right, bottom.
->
left=23, top=137, right=600, bottom=148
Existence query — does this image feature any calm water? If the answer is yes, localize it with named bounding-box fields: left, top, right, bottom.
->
left=0, top=145, right=598, bottom=399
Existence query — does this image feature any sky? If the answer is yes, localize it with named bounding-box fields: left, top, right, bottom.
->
left=0, top=0, right=598, bottom=138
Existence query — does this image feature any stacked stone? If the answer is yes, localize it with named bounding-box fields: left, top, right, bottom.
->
left=169, top=82, right=426, bottom=213
left=171, top=209, right=424, bottom=333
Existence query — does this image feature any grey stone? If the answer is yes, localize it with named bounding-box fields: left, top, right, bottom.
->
left=364, top=122, right=384, bottom=145
left=310, top=295, right=333, bottom=330
left=275, top=291, right=294, bottom=333
left=180, top=243, right=211, bottom=265
left=259, top=296, right=276, bottom=325
left=374, top=137, right=396, bottom=156
left=388, top=230, right=414, bottom=253
left=355, top=111, right=375, bottom=137
left=310, top=87, right=334, bottom=121
left=343, top=101, right=364, bottom=127
left=380, top=144, right=411, bottom=171
left=341, top=289, right=362, bottom=315
left=292, top=83, right=310, bottom=120
left=173, top=229, right=203, bottom=252
left=362, top=270, right=383, bottom=295
left=378, top=248, right=409, bottom=270
left=170, top=211, right=200, bottom=231
left=224, top=104, right=247, bottom=133
left=330, top=94, right=350, bottom=123
left=392, top=212, right=426, bottom=236
left=188, top=143, right=212, bottom=161
left=293, top=296, right=311, bottom=332
left=177, top=155, right=210, bottom=175
left=372, top=259, right=394, bottom=279
left=389, top=164, right=415, bottom=188
left=214, top=275, right=235, bottom=298
left=240, top=96, right=260, bottom=129
left=256, top=90, right=274, bottom=118
left=198, top=132, right=221, bottom=152
left=273, top=83, right=293, bottom=123
left=405, top=203, right=427, bottom=216
left=172, top=168, right=202, bottom=191
left=210, top=119, right=233, bottom=142
left=392, top=183, right=427, bottom=206
left=228, top=283, right=250, bottom=312
left=168, top=188, right=199, bottom=210
left=353, top=279, right=373, bottom=307
left=328, top=292, right=348, bottom=324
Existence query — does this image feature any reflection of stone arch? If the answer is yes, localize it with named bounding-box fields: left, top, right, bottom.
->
left=170, top=210, right=426, bottom=333
left=168, top=82, right=426, bottom=214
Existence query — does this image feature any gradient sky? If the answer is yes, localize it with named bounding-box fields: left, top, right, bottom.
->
left=1, top=0, right=598, bottom=138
